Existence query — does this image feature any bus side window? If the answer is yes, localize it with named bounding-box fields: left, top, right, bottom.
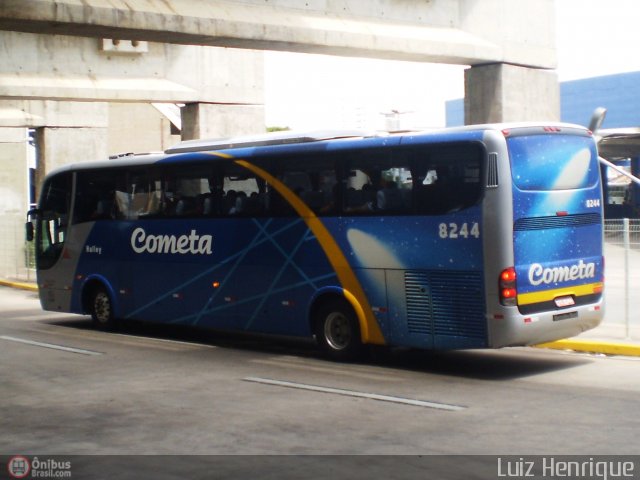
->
left=162, top=164, right=215, bottom=217
left=74, top=170, right=118, bottom=223
left=345, top=151, right=411, bottom=215
left=221, top=162, right=264, bottom=217
left=116, top=169, right=163, bottom=220
left=411, top=144, right=483, bottom=215
left=274, top=156, right=337, bottom=217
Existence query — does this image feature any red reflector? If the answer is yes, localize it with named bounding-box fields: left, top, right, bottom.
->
left=556, top=211, right=568, bottom=217
left=524, top=317, right=532, bottom=324
left=494, top=314, right=505, bottom=320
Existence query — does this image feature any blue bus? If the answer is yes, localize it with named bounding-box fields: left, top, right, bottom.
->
left=27, top=124, right=605, bottom=360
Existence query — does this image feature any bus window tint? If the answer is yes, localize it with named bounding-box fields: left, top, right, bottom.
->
left=411, top=144, right=482, bottom=215
left=345, top=151, right=411, bottom=214
left=116, top=169, right=163, bottom=220
left=74, top=170, right=119, bottom=223
left=276, top=156, right=337, bottom=216
left=163, top=164, right=215, bottom=217
left=222, top=162, right=265, bottom=216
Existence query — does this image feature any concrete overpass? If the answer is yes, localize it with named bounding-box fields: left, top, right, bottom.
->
left=0, top=0, right=560, bottom=279
left=0, top=0, right=560, bottom=123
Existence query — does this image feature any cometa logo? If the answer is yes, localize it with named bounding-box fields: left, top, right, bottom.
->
left=130, top=228, right=213, bottom=255
left=528, top=260, right=596, bottom=286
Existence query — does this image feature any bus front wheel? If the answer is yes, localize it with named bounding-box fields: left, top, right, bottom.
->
left=314, top=299, right=362, bottom=361
left=91, top=287, right=117, bottom=331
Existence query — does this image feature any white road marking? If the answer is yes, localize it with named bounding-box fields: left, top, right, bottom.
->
left=0, top=335, right=103, bottom=356
left=243, top=376, right=466, bottom=411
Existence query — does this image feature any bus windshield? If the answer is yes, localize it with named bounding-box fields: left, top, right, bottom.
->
left=508, top=134, right=598, bottom=191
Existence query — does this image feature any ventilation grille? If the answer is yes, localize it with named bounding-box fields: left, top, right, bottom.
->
left=405, top=270, right=486, bottom=339
left=406, top=272, right=432, bottom=335
left=514, top=213, right=601, bottom=231
left=486, top=152, right=499, bottom=188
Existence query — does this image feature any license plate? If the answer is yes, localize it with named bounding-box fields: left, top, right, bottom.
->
left=554, top=295, right=575, bottom=308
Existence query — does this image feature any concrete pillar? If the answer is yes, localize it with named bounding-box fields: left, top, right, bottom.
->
left=0, top=127, right=30, bottom=279
left=181, top=103, right=265, bottom=141
left=464, top=63, right=560, bottom=125
left=31, top=102, right=109, bottom=199
left=34, top=126, right=108, bottom=199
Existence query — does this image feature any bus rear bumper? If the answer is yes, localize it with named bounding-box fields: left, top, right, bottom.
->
left=486, top=300, right=605, bottom=348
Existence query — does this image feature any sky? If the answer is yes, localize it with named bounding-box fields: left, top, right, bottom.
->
left=264, top=0, right=640, bottom=131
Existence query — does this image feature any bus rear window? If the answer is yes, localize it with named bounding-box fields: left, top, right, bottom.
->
left=508, top=135, right=598, bottom=191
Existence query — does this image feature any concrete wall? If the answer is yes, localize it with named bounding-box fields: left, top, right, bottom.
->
left=108, top=103, right=180, bottom=155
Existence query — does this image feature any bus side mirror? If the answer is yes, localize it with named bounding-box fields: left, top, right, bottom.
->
left=25, top=208, right=39, bottom=242
left=26, top=221, right=34, bottom=242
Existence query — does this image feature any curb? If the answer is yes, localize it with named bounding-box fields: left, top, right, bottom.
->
left=0, top=279, right=38, bottom=292
left=536, top=339, right=640, bottom=357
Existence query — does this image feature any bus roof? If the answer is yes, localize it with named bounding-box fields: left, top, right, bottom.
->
left=43, top=122, right=591, bottom=177
left=164, top=129, right=380, bottom=154
left=165, top=122, right=589, bottom=154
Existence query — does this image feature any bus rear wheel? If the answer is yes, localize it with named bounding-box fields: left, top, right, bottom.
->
left=91, top=287, right=117, bottom=331
left=315, top=299, right=362, bottom=361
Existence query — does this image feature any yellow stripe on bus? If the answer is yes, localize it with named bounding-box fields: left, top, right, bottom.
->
left=517, top=282, right=603, bottom=306
left=206, top=154, right=385, bottom=345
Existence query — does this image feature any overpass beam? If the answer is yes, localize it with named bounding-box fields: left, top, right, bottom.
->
left=464, top=63, right=560, bottom=125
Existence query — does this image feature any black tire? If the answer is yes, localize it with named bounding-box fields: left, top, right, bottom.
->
left=90, top=287, right=117, bottom=331
left=314, top=298, right=363, bottom=361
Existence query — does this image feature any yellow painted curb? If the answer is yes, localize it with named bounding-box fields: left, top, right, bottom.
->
left=536, top=339, right=640, bottom=357
left=0, top=279, right=38, bottom=292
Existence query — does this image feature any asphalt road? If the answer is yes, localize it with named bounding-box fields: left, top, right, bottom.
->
left=2, top=286, right=639, bottom=478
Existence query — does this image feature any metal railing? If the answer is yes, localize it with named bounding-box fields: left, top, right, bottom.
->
left=603, top=219, right=640, bottom=339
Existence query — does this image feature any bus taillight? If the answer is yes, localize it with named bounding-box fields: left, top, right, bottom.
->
left=499, top=267, right=517, bottom=306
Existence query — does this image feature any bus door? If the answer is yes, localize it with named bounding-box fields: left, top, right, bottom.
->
left=507, top=132, right=604, bottom=316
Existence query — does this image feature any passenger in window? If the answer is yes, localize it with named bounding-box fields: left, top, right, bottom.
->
left=318, top=184, right=339, bottom=215
left=345, top=184, right=376, bottom=213
left=90, top=194, right=114, bottom=220
left=377, top=179, right=403, bottom=210
left=231, top=191, right=247, bottom=214
left=224, top=190, right=237, bottom=214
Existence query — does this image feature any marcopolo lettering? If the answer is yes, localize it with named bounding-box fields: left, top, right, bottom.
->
left=528, top=260, right=596, bottom=286
left=130, top=227, right=213, bottom=255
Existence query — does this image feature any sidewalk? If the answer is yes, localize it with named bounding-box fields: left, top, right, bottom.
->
left=2, top=277, right=639, bottom=357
